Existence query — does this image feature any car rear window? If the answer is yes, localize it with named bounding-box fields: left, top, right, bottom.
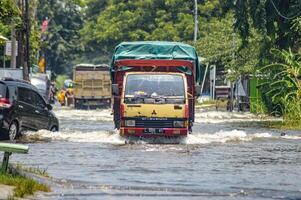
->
left=0, top=83, right=7, bottom=98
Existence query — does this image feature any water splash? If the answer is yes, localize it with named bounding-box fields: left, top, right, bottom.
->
left=183, top=130, right=273, bottom=145
left=23, top=129, right=125, bottom=144
left=23, top=129, right=285, bottom=146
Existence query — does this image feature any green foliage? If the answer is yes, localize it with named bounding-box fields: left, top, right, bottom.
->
left=0, top=0, right=20, bottom=24
left=80, top=0, right=196, bottom=57
left=55, top=74, right=69, bottom=90
left=227, top=0, right=301, bottom=51
left=37, top=0, right=84, bottom=74
left=260, top=49, right=301, bottom=126
left=196, top=12, right=262, bottom=80
left=0, top=0, right=20, bottom=43
left=0, top=173, right=50, bottom=198
left=196, top=13, right=237, bottom=62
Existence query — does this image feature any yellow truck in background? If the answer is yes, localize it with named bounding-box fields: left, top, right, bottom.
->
left=73, top=64, right=111, bottom=109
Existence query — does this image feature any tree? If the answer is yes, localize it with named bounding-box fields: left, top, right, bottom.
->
left=37, top=0, right=83, bottom=75
left=224, top=0, right=301, bottom=52
left=80, top=0, right=196, bottom=60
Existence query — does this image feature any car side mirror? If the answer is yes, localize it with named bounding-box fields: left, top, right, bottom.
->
left=195, top=85, right=202, bottom=97
left=112, top=84, right=119, bottom=96
left=46, top=104, right=52, bottom=110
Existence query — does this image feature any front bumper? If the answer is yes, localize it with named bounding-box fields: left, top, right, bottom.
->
left=120, top=127, right=188, bottom=137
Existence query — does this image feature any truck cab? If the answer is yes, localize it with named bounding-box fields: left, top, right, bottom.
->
left=120, top=72, right=189, bottom=137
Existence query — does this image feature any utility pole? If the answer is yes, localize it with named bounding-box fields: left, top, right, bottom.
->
left=24, top=0, right=30, bottom=80
left=17, top=0, right=25, bottom=70
left=10, top=24, right=17, bottom=68
left=229, top=32, right=237, bottom=112
left=193, top=0, right=198, bottom=43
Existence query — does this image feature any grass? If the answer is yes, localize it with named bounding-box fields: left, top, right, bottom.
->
left=14, top=164, right=49, bottom=178
left=272, top=122, right=301, bottom=131
left=0, top=173, right=50, bottom=198
left=256, top=120, right=301, bottom=131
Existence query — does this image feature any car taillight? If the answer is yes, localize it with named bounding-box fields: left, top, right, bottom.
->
left=120, top=104, right=125, bottom=118
left=184, top=105, right=189, bottom=118
left=0, top=98, right=11, bottom=108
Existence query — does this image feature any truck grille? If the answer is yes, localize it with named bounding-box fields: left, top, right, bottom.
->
left=135, top=119, right=174, bottom=128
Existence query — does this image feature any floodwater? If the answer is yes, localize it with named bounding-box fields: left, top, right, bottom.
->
left=10, top=106, right=301, bottom=200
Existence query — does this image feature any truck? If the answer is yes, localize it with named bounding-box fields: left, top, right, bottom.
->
left=110, top=41, right=201, bottom=137
left=73, top=64, right=111, bottom=109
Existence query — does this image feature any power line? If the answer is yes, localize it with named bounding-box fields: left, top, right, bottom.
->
left=269, top=0, right=301, bottom=20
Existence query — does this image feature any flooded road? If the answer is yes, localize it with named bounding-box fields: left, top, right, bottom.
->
left=11, top=107, right=301, bottom=199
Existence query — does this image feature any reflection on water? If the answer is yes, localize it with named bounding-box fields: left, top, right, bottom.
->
left=12, top=106, right=301, bottom=199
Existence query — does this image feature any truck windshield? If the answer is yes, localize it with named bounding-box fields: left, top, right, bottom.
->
left=124, top=74, right=185, bottom=104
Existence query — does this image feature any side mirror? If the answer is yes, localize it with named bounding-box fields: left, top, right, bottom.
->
left=46, top=104, right=52, bottom=110
left=112, top=84, right=119, bottom=96
left=195, top=85, right=202, bottom=97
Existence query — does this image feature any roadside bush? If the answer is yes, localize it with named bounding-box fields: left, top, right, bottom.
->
left=55, top=74, right=69, bottom=90
left=260, top=49, right=301, bottom=128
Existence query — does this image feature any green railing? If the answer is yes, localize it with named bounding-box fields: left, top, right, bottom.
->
left=0, top=143, right=29, bottom=173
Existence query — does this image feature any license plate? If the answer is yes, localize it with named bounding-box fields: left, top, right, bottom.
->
left=144, top=128, right=163, bottom=134
left=84, top=101, right=98, bottom=106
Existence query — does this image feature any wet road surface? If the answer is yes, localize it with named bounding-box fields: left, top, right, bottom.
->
left=9, top=107, right=301, bottom=199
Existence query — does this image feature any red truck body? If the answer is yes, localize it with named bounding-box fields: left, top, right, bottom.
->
left=112, top=59, right=196, bottom=137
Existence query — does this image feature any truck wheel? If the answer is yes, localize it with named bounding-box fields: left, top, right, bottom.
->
left=50, top=126, right=58, bottom=132
left=74, top=100, right=80, bottom=109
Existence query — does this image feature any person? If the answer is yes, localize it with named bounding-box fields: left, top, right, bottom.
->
left=48, top=82, right=57, bottom=104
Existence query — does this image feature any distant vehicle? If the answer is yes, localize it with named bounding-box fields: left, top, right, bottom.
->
left=111, top=42, right=201, bottom=137
left=0, top=78, right=59, bottom=141
left=30, top=73, right=51, bottom=103
left=73, top=64, right=111, bottom=109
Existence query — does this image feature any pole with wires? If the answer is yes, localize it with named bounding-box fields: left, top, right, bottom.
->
left=193, top=0, right=198, bottom=43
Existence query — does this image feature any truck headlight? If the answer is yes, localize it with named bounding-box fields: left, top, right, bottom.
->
left=173, top=121, right=184, bottom=127
left=125, top=120, right=135, bottom=127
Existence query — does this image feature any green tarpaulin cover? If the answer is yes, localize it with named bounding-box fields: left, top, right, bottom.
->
left=111, top=41, right=201, bottom=83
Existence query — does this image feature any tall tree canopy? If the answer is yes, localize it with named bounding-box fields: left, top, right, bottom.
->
left=80, top=0, right=196, bottom=63
left=224, top=0, right=301, bottom=51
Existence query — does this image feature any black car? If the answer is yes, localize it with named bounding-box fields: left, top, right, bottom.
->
left=0, top=78, right=59, bottom=140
